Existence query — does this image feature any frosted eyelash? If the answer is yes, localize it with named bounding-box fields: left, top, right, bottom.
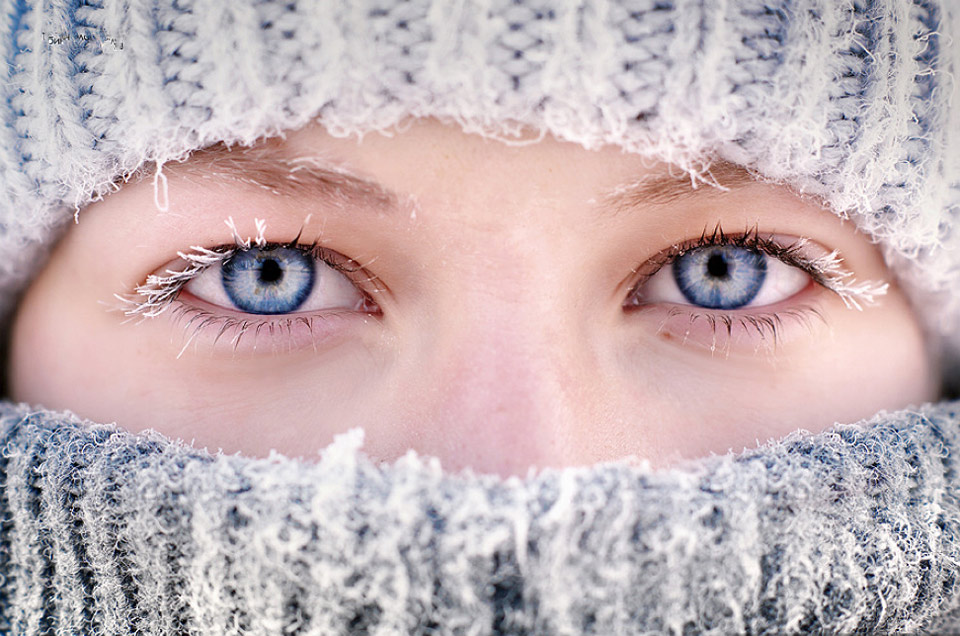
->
left=114, top=216, right=382, bottom=333
left=225, top=215, right=268, bottom=250
left=794, top=248, right=888, bottom=311
left=113, top=216, right=264, bottom=319
left=636, top=224, right=889, bottom=312
left=115, top=245, right=233, bottom=318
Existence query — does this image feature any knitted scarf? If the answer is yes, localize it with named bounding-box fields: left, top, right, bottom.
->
left=2, top=399, right=959, bottom=634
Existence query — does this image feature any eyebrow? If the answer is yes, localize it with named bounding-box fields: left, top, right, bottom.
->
left=161, top=141, right=404, bottom=214
left=598, top=160, right=761, bottom=217
left=151, top=141, right=758, bottom=218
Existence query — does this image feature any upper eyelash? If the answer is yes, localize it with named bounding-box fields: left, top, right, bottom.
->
left=114, top=217, right=380, bottom=319
left=115, top=244, right=231, bottom=318
left=627, top=223, right=889, bottom=311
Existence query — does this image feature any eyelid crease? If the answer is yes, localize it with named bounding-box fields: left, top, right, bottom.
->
left=626, top=223, right=889, bottom=311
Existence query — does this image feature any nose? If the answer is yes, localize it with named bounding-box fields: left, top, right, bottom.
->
left=394, top=279, right=606, bottom=477
left=430, top=332, right=578, bottom=476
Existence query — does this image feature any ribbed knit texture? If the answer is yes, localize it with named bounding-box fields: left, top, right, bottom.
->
left=0, top=0, right=958, bottom=364
left=1, top=399, right=959, bottom=634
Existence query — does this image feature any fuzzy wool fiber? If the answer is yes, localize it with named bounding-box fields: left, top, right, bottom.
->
left=1, top=400, right=960, bottom=634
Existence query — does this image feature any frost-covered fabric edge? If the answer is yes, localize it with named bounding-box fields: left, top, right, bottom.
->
left=1, top=399, right=959, bottom=634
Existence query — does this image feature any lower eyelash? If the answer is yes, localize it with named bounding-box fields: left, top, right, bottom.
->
left=652, top=303, right=827, bottom=355
left=167, top=302, right=354, bottom=358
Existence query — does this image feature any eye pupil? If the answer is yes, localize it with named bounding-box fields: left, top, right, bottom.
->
left=259, top=259, right=283, bottom=284
left=706, top=252, right=729, bottom=279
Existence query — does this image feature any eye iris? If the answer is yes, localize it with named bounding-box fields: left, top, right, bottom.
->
left=221, top=248, right=316, bottom=314
left=673, top=246, right=767, bottom=309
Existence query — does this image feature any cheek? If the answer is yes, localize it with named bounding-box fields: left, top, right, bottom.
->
left=803, top=291, right=938, bottom=418
left=692, top=292, right=939, bottom=458
left=635, top=289, right=938, bottom=462
left=8, top=254, right=132, bottom=416
left=8, top=249, right=396, bottom=460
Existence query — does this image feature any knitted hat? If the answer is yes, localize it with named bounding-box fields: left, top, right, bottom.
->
left=1, top=0, right=959, bottom=376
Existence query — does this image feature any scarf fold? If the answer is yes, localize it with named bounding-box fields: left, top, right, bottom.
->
left=1, top=399, right=959, bottom=634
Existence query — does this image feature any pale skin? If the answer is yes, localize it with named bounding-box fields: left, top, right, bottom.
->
left=7, top=119, right=940, bottom=477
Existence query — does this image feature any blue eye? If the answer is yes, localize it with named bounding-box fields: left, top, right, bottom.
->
left=183, top=246, right=369, bottom=315
left=673, top=246, right=767, bottom=309
left=636, top=244, right=810, bottom=310
left=221, top=248, right=315, bottom=314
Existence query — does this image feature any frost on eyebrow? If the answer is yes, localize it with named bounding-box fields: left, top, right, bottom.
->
left=600, top=160, right=763, bottom=214
left=167, top=141, right=401, bottom=212
left=110, top=138, right=408, bottom=219
left=113, top=217, right=268, bottom=319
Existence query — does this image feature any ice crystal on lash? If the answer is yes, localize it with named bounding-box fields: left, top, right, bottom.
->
left=799, top=245, right=889, bottom=311
left=115, top=219, right=887, bottom=334
left=115, top=217, right=267, bottom=319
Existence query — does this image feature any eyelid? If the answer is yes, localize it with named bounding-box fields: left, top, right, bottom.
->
left=116, top=240, right=385, bottom=321
left=624, top=225, right=889, bottom=311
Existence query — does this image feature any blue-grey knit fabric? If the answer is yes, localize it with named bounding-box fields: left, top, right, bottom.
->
left=0, top=0, right=959, bottom=363
left=1, top=399, right=959, bottom=635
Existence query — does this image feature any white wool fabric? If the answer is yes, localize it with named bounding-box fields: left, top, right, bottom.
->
left=2, top=400, right=960, bottom=634
left=0, top=0, right=958, bottom=368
